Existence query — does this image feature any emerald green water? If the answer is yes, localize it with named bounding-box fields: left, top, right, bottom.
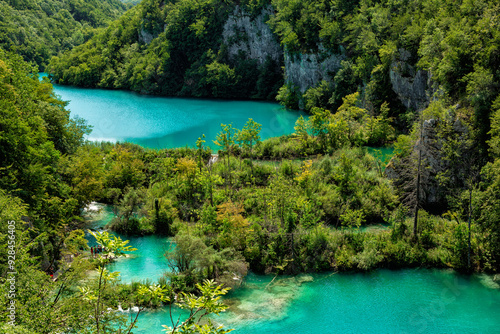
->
left=106, top=235, right=173, bottom=284
left=83, top=203, right=172, bottom=283
left=366, top=146, right=395, bottom=170
left=50, top=82, right=306, bottom=150
left=83, top=204, right=500, bottom=333
left=215, top=270, right=500, bottom=334
left=131, top=270, right=500, bottom=334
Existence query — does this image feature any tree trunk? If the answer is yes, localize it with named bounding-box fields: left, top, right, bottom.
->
left=468, top=188, right=472, bottom=269
left=414, top=115, right=424, bottom=238
left=414, top=147, right=422, bottom=238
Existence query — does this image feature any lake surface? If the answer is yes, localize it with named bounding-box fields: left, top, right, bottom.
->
left=131, top=269, right=500, bottom=334
left=49, top=81, right=306, bottom=150
left=83, top=204, right=500, bottom=334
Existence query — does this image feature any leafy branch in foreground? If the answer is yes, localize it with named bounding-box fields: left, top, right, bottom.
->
left=163, top=279, right=233, bottom=334
left=85, top=230, right=138, bottom=334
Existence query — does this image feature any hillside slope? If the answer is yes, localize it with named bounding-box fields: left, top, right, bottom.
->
left=0, top=0, right=128, bottom=70
left=48, top=0, right=499, bottom=120
left=49, top=0, right=284, bottom=100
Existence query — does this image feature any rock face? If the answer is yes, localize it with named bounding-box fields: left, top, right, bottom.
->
left=389, top=48, right=431, bottom=111
left=222, top=6, right=282, bottom=65
left=222, top=6, right=344, bottom=99
left=386, top=115, right=469, bottom=208
left=284, top=47, right=344, bottom=93
left=219, top=8, right=432, bottom=112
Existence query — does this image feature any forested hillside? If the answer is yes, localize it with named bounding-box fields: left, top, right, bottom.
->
left=0, top=0, right=128, bottom=70
left=49, top=0, right=284, bottom=100
left=49, top=0, right=500, bottom=120
left=2, top=48, right=500, bottom=331
left=46, top=0, right=500, bottom=228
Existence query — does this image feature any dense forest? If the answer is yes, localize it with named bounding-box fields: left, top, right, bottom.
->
left=49, top=0, right=286, bottom=100
left=48, top=0, right=500, bottom=118
left=0, top=0, right=128, bottom=70
left=1, top=0, right=500, bottom=332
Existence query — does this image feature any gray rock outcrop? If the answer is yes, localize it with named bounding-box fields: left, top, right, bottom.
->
left=222, top=6, right=282, bottom=65
left=389, top=48, right=431, bottom=111
left=284, top=47, right=344, bottom=94
left=138, top=27, right=154, bottom=45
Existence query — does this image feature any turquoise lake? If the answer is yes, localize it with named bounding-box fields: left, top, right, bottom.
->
left=50, top=81, right=306, bottom=150
left=83, top=204, right=500, bottom=334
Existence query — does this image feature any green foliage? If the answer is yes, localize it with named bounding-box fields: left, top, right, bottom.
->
left=48, top=0, right=282, bottom=101
left=0, top=0, right=127, bottom=70
left=273, top=93, right=395, bottom=157
left=237, top=118, right=262, bottom=154
left=356, top=238, right=383, bottom=271
left=162, top=280, right=233, bottom=334
left=206, top=60, right=239, bottom=98
left=488, top=96, right=500, bottom=158
left=0, top=50, right=90, bottom=269
left=109, top=187, right=144, bottom=234
left=474, top=158, right=500, bottom=271
left=165, top=231, right=248, bottom=289
left=89, top=230, right=137, bottom=259
left=276, top=82, right=300, bottom=110
left=303, top=81, right=334, bottom=112
left=214, top=123, right=236, bottom=156
left=60, top=145, right=105, bottom=207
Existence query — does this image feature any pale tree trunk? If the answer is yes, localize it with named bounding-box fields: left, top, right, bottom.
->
left=414, top=115, right=424, bottom=238
left=468, top=188, right=472, bottom=269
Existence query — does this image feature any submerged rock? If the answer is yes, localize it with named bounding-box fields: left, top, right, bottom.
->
left=297, top=275, right=314, bottom=285
left=223, top=275, right=307, bottom=324
left=478, top=274, right=500, bottom=290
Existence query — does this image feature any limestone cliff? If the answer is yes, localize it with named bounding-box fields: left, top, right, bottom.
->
left=138, top=28, right=154, bottom=44
left=284, top=48, right=344, bottom=94
left=389, top=49, right=431, bottom=111
left=222, top=6, right=282, bottom=65
left=222, top=7, right=345, bottom=98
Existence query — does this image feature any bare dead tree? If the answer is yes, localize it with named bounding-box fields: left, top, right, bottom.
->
left=414, top=114, right=424, bottom=237
left=391, top=116, right=435, bottom=239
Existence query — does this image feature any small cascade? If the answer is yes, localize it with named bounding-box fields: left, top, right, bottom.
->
left=83, top=201, right=101, bottom=214
left=208, top=154, right=218, bottom=166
